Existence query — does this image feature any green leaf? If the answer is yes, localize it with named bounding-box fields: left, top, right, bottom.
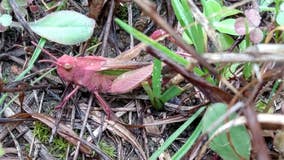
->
left=160, top=86, right=184, bottom=103
left=217, top=7, right=241, bottom=21
left=213, top=19, right=238, bottom=35
left=0, top=14, right=12, bottom=27
left=142, top=82, right=155, bottom=107
left=172, top=0, right=205, bottom=53
left=142, top=81, right=163, bottom=110
left=1, top=0, right=27, bottom=11
left=256, top=100, right=267, bottom=112
left=182, top=31, right=193, bottom=44
left=217, top=33, right=234, bottom=51
left=150, top=107, right=205, bottom=160
left=203, top=0, right=222, bottom=22
left=276, top=12, right=284, bottom=25
left=202, top=103, right=251, bottom=160
left=243, top=62, right=252, bottom=80
left=29, top=10, right=96, bottom=45
left=152, top=58, right=162, bottom=99
left=222, top=63, right=241, bottom=79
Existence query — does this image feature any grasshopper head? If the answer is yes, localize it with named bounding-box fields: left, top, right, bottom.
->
left=56, top=55, right=76, bottom=82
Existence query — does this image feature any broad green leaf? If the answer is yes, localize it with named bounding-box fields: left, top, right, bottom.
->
left=202, top=103, right=251, bottom=160
left=29, top=10, right=96, bottom=45
left=239, top=40, right=250, bottom=51
left=202, top=0, right=240, bottom=23
left=217, top=7, right=241, bottom=21
left=276, top=12, right=284, bottom=25
left=243, top=62, right=252, bottom=80
left=217, top=33, right=234, bottom=51
left=1, top=0, right=27, bottom=10
left=0, top=14, right=12, bottom=27
left=150, top=107, right=205, bottom=160
left=213, top=19, right=238, bottom=35
left=203, top=0, right=222, bottom=22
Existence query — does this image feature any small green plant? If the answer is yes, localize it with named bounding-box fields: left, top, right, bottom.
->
left=33, top=122, right=69, bottom=159
left=99, top=140, right=116, bottom=159
left=33, top=121, right=50, bottom=143
left=142, top=59, right=184, bottom=109
left=50, top=137, right=69, bottom=159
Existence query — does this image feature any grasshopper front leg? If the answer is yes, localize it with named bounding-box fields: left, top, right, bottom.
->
left=55, top=85, right=81, bottom=109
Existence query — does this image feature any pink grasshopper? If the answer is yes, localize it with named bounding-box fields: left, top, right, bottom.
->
left=34, top=29, right=167, bottom=118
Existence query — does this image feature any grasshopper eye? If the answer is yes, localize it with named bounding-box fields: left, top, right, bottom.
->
left=63, top=63, right=73, bottom=70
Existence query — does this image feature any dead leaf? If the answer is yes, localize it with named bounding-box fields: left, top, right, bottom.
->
left=88, top=0, right=107, bottom=20
left=143, top=115, right=161, bottom=135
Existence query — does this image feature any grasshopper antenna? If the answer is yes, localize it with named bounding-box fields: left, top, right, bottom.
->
left=31, top=41, right=58, bottom=60
left=38, top=59, right=63, bottom=68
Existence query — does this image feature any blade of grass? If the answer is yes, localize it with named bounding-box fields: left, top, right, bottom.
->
left=172, top=121, right=203, bottom=159
left=152, top=58, right=162, bottom=99
left=142, top=81, right=163, bottom=110
left=142, top=81, right=155, bottom=106
left=0, top=38, right=46, bottom=107
left=160, top=85, right=184, bottom=103
left=149, top=107, right=205, bottom=160
left=171, top=0, right=205, bottom=53
left=115, top=18, right=189, bottom=67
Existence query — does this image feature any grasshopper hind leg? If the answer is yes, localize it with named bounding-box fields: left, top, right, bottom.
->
left=93, top=91, right=116, bottom=120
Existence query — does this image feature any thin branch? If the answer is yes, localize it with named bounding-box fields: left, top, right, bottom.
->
left=101, top=0, right=115, bottom=56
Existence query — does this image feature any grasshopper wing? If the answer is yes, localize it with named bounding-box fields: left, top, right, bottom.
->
left=100, top=59, right=151, bottom=71
left=109, top=64, right=153, bottom=94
